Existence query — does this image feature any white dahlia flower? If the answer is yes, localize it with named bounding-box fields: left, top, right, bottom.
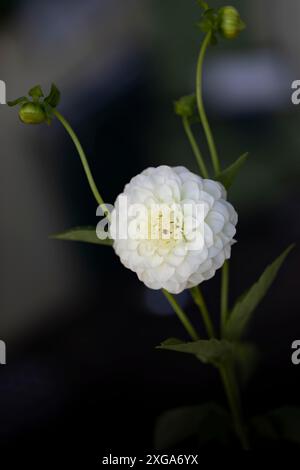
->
left=110, top=166, right=237, bottom=294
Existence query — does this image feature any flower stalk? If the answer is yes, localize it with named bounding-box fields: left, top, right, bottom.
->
left=219, top=364, right=250, bottom=450
left=53, top=110, right=110, bottom=219
left=196, top=30, right=221, bottom=175
left=221, top=261, right=229, bottom=332
left=182, top=116, right=209, bottom=178
left=190, top=286, right=215, bottom=338
left=162, top=289, right=199, bottom=341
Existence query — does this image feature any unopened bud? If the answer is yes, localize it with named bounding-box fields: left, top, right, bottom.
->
left=218, top=6, right=245, bottom=40
left=19, top=102, right=47, bottom=125
left=174, top=94, right=197, bottom=118
left=8, top=83, right=61, bottom=125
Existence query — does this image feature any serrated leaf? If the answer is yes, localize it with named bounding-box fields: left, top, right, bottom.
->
left=7, top=96, right=29, bottom=107
left=44, top=83, right=61, bottom=108
left=225, top=245, right=294, bottom=340
left=215, top=152, right=249, bottom=190
left=155, top=403, right=231, bottom=449
left=50, top=226, right=113, bottom=246
left=252, top=407, right=300, bottom=444
left=157, top=338, right=234, bottom=367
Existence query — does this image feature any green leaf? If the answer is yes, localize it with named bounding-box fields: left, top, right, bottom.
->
left=50, top=226, right=113, bottom=246
left=44, top=83, right=61, bottom=108
left=215, top=152, right=249, bottom=190
left=224, top=245, right=294, bottom=340
left=159, top=338, right=183, bottom=347
left=157, top=338, right=234, bottom=367
left=252, top=407, right=300, bottom=444
left=7, top=96, right=28, bottom=107
left=28, top=85, right=44, bottom=100
left=155, top=403, right=231, bottom=449
left=158, top=338, right=256, bottom=385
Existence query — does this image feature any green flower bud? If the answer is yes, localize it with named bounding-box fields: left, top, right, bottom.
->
left=8, top=83, right=61, bottom=125
left=174, top=94, right=197, bottom=118
left=18, top=102, right=47, bottom=125
left=218, top=6, right=245, bottom=40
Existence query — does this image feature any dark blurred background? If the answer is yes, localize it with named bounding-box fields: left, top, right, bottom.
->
left=0, top=0, right=300, bottom=460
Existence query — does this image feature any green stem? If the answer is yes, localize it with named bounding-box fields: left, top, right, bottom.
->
left=53, top=109, right=110, bottom=218
left=189, top=286, right=249, bottom=448
left=221, top=261, right=229, bottom=332
left=182, top=117, right=209, bottom=178
left=196, top=31, right=221, bottom=175
left=162, top=289, right=199, bottom=341
left=193, top=26, right=248, bottom=450
left=189, top=286, right=215, bottom=338
left=219, top=364, right=250, bottom=450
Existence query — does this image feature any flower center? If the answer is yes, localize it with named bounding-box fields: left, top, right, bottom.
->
left=148, top=206, right=184, bottom=244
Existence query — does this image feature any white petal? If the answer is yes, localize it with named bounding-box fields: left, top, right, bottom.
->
left=224, top=223, right=236, bottom=239
left=155, top=184, right=173, bottom=203
left=155, top=264, right=175, bottom=282
left=203, top=179, right=223, bottom=200
left=181, top=181, right=200, bottom=201
left=206, top=211, right=225, bottom=234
